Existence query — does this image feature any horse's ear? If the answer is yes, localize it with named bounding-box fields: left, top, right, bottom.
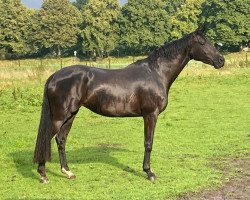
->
left=195, top=26, right=205, bottom=35
left=195, top=27, right=199, bottom=34
left=200, top=25, right=205, bottom=33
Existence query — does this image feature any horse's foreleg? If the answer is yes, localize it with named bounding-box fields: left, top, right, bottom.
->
left=55, top=111, right=78, bottom=179
left=143, top=113, right=158, bottom=180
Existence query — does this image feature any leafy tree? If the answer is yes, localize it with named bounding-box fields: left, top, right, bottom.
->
left=0, top=0, right=37, bottom=58
left=169, top=0, right=204, bottom=40
left=39, top=0, right=82, bottom=57
left=72, top=0, right=89, bottom=10
left=200, top=0, right=250, bottom=50
left=80, top=0, right=120, bottom=57
left=164, top=0, right=185, bottom=14
left=120, top=0, right=170, bottom=54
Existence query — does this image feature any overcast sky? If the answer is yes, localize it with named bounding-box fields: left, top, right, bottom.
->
left=21, top=0, right=127, bottom=9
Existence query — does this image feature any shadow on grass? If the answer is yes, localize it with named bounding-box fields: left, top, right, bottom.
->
left=9, top=145, right=145, bottom=181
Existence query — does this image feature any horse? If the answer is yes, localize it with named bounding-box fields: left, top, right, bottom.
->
left=33, top=27, right=225, bottom=183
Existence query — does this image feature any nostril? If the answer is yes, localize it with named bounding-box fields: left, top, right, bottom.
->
left=219, top=56, right=225, bottom=63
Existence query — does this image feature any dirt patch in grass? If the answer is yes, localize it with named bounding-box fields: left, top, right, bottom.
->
left=178, top=156, right=250, bottom=200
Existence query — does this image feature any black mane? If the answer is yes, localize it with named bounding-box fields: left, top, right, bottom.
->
left=148, top=33, right=193, bottom=69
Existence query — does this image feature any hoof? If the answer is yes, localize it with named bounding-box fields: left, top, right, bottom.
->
left=40, top=176, right=49, bottom=183
left=147, top=175, right=156, bottom=181
left=147, top=171, right=156, bottom=181
left=68, top=174, right=76, bottom=179
left=62, top=168, right=76, bottom=179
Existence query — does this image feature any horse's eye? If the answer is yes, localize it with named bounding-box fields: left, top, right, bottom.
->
left=198, top=36, right=206, bottom=45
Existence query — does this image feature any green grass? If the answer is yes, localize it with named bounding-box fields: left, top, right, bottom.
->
left=0, top=55, right=249, bottom=199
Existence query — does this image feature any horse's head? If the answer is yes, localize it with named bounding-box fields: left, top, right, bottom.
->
left=190, top=27, right=225, bottom=69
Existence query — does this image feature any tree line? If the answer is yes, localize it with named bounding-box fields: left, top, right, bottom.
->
left=0, top=0, right=249, bottom=59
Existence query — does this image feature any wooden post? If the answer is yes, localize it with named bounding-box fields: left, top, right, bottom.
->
left=40, top=59, right=43, bottom=69
left=61, top=58, right=63, bottom=69
left=108, top=58, right=111, bottom=69
left=18, top=60, right=20, bottom=69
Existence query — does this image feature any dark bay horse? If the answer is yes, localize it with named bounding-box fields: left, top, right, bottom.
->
left=34, top=27, right=225, bottom=183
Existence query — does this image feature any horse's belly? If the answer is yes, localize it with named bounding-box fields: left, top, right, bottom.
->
left=82, top=81, right=142, bottom=117
left=101, top=102, right=141, bottom=117
left=85, top=97, right=141, bottom=117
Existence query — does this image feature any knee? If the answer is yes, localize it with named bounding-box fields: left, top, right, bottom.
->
left=144, top=143, right=152, bottom=152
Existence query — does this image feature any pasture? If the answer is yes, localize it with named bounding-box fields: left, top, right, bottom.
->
left=0, top=53, right=249, bottom=199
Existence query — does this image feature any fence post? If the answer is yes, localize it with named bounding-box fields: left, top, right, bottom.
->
left=61, top=58, right=63, bottom=69
left=109, top=58, right=111, bottom=69
left=18, top=60, right=20, bottom=69
left=40, top=59, right=43, bottom=69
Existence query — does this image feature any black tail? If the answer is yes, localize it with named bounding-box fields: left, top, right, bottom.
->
left=33, top=75, right=54, bottom=163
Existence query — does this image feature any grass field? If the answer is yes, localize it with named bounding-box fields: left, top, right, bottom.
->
left=0, top=53, right=249, bottom=199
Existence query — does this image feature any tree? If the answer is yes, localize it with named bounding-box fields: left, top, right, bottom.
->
left=164, top=0, right=185, bottom=14
left=0, top=0, right=37, bottom=58
left=80, top=0, right=120, bottom=57
left=169, top=0, right=205, bottom=40
left=120, top=0, right=170, bottom=54
left=39, top=0, right=82, bottom=57
left=72, top=0, right=89, bottom=10
left=200, top=0, right=250, bottom=50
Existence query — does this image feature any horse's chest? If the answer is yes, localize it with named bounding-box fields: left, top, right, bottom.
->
left=140, top=93, right=167, bottom=114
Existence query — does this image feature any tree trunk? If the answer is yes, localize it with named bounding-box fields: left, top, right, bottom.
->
left=56, top=45, right=61, bottom=58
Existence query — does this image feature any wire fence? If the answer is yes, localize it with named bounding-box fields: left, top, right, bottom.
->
left=0, top=56, right=141, bottom=71
left=0, top=52, right=248, bottom=72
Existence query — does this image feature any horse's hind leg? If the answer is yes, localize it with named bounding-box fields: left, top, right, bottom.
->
left=55, top=110, right=78, bottom=179
left=37, top=131, right=56, bottom=183
left=37, top=161, right=49, bottom=183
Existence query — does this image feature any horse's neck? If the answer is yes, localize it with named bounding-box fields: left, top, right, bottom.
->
left=158, top=51, right=190, bottom=91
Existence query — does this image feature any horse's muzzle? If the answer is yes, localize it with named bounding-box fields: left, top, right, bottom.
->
left=214, top=55, right=225, bottom=69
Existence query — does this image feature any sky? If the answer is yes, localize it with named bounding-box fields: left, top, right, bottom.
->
left=21, top=0, right=128, bottom=9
